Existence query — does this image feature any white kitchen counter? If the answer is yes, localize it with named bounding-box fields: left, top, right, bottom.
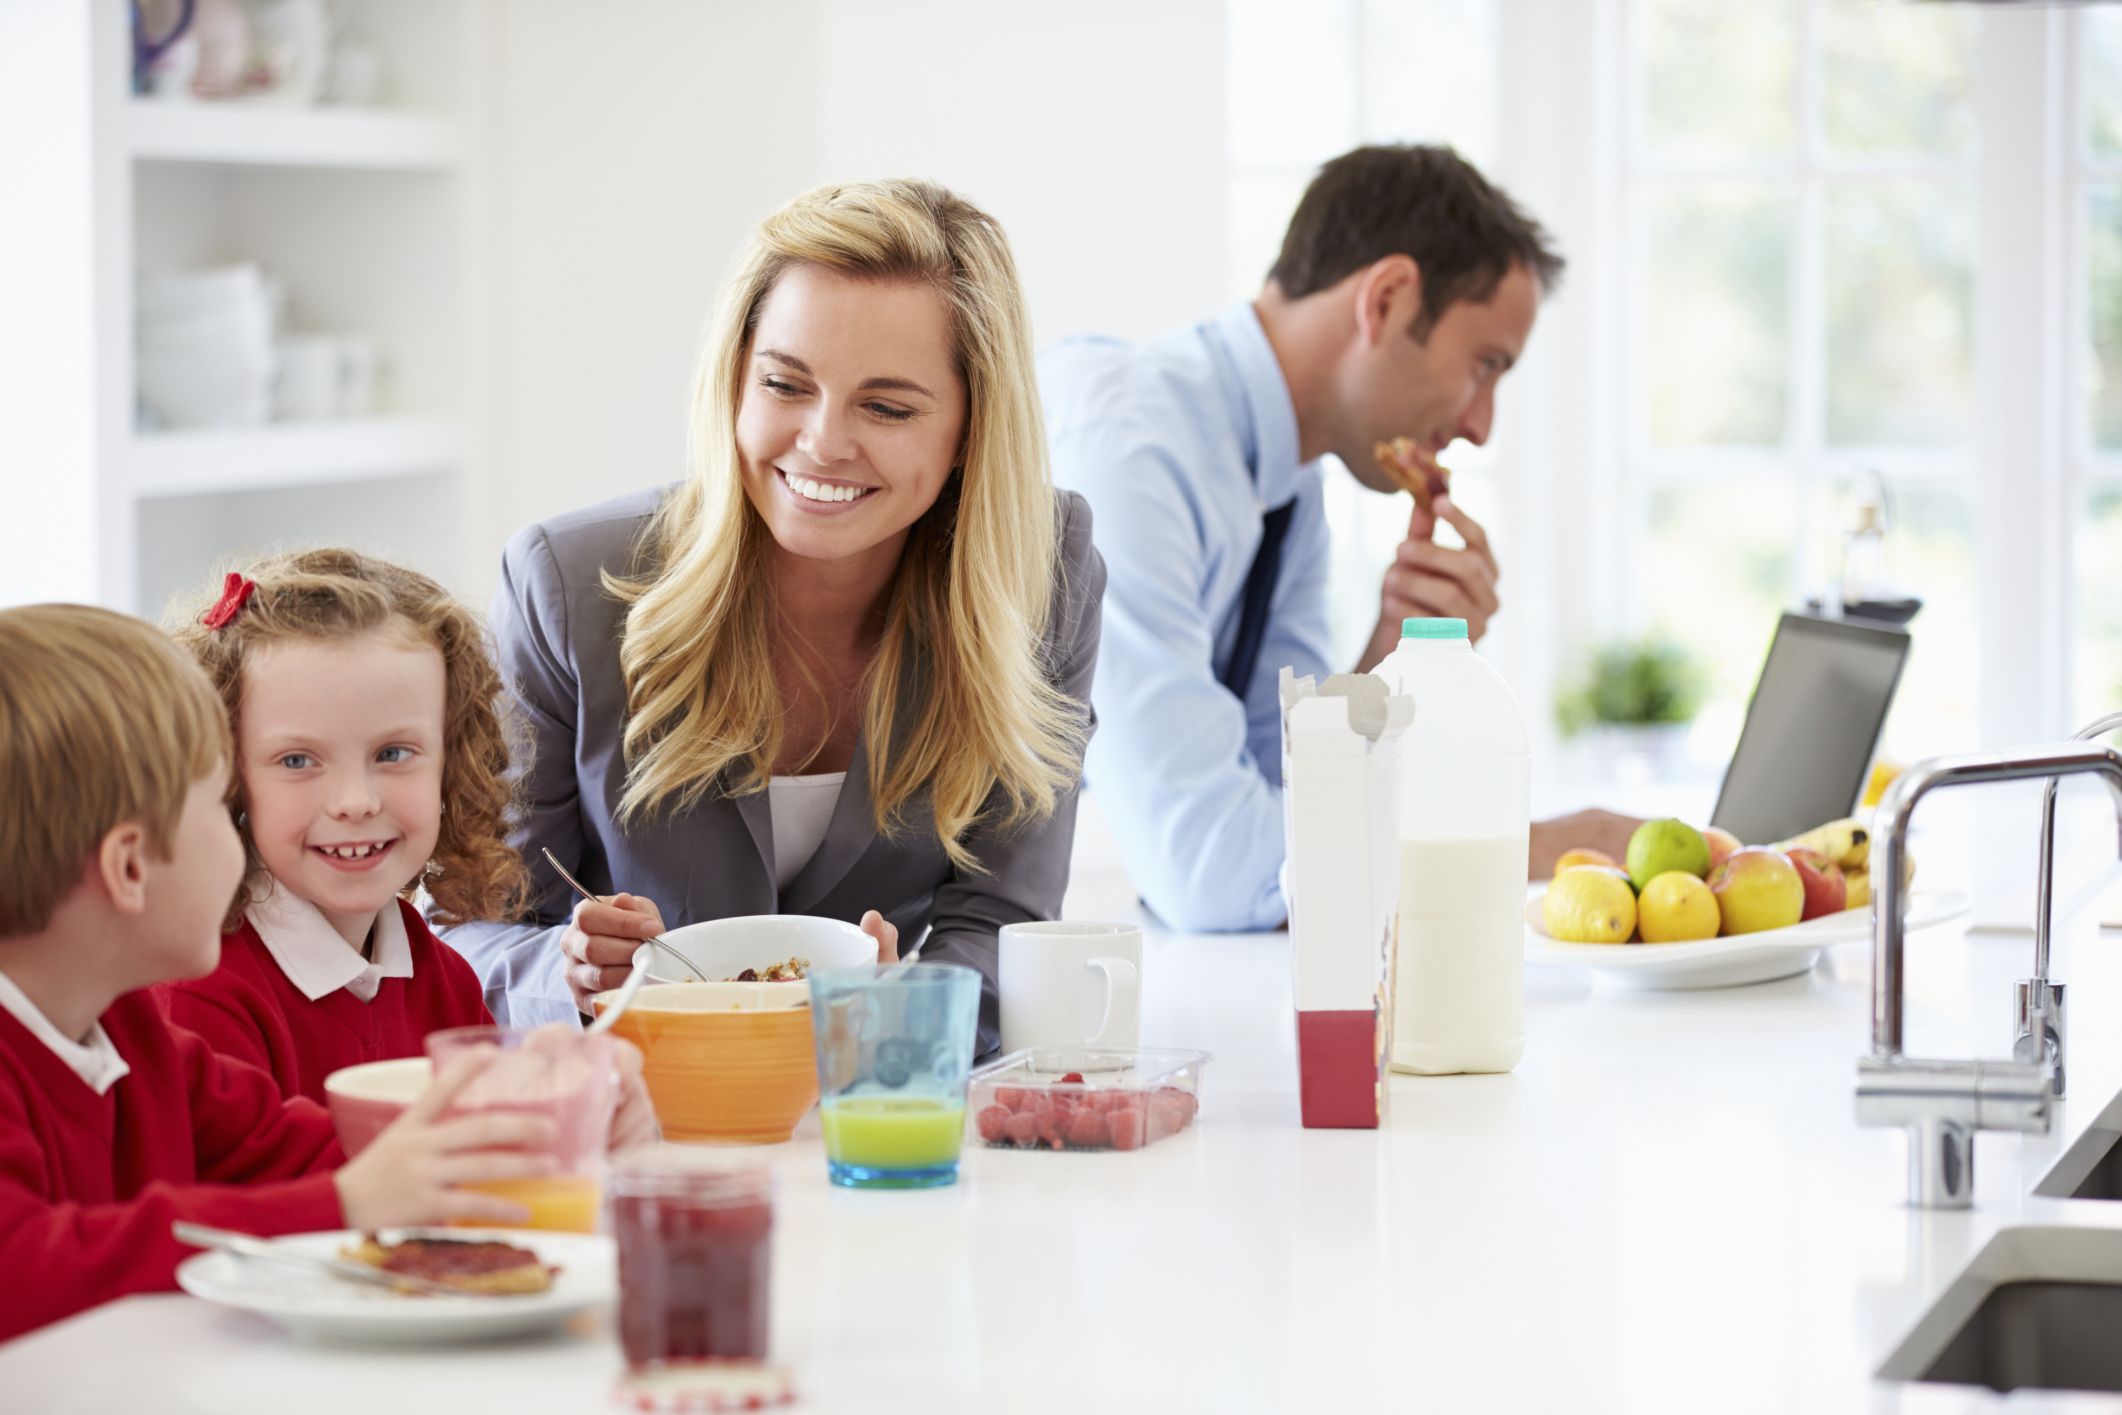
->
left=8, top=793, right=2122, bottom=1414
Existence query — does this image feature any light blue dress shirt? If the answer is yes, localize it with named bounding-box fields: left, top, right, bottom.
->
left=1041, top=301, right=1331, bottom=931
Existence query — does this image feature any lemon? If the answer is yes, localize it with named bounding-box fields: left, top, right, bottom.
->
left=1636, top=871, right=1720, bottom=943
left=1625, top=818, right=1711, bottom=891
left=1542, top=867, right=1638, bottom=944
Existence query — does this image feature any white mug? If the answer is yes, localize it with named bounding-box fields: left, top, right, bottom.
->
left=998, top=921, right=1142, bottom=1054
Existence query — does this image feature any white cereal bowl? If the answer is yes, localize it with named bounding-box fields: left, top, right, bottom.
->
left=643, top=914, right=876, bottom=987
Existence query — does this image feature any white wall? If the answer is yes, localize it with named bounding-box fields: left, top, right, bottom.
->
left=477, top=0, right=826, bottom=581
left=0, top=2, right=108, bottom=607
left=473, top=0, right=1229, bottom=601
left=815, top=0, right=1227, bottom=348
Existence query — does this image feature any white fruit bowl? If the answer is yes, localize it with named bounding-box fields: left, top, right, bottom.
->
left=1524, top=885, right=1971, bottom=990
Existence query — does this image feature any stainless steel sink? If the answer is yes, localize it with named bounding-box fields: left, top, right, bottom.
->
left=1878, top=1227, right=2122, bottom=1395
left=2035, top=1107, right=2122, bottom=1199
left=1912, top=1279, right=2122, bottom=1393
left=2042, top=1132, right=2122, bottom=1200
left=2033, top=1062, right=2122, bottom=1200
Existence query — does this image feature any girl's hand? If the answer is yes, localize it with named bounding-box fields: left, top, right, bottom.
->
left=860, top=909, right=899, bottom=963
left=560, top=892, right=665, bottom=1016
left=608, top=1037, right=661, bottom=1153
left=333, top=1050, right=558, bottom=1230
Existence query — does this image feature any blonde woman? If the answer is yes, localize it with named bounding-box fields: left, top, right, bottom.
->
left=444, top=180, right=1104, bottom=1053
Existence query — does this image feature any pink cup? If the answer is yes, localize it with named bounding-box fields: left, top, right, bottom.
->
left=322, top=1055, right=429, bottom=1155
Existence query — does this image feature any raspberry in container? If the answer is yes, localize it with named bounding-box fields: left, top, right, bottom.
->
left=966, top=1047, right=1210, bottom=1152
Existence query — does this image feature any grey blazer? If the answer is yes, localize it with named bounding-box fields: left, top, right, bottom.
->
left=441, top=484, right=1105, bottom=1055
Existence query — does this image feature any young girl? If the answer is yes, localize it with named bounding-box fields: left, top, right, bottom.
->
left=155, top=550, right=570, bottom=1108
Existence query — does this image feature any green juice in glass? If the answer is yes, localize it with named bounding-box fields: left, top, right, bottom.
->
left=819, top=1096, right=966, bottom=1187
left=808, top=962, right=980, bottom=1189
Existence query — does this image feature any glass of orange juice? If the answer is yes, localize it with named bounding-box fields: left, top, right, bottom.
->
left=424, top=1024, right=616, bottom=1232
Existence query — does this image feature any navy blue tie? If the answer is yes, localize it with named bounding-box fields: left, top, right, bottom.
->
left=1219, top=500, right=1297, bottom=698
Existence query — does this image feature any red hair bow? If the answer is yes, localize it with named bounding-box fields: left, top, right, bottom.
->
left=203, top=572, right=257, bottom=631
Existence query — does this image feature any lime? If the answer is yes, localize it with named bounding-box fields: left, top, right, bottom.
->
left=1625, top=818, right=1711, bottom=891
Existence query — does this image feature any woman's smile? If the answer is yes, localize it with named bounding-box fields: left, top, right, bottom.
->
left=776, top=465, right=881, bottom=514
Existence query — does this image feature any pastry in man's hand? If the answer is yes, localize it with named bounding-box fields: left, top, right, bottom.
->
left=1372, top=437, right=1451, bottom=512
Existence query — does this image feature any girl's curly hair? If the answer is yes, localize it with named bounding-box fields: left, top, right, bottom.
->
left=168, top=548, right=529, bottom=932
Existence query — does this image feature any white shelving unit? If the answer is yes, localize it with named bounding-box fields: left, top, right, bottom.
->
left=2, top=1, right=486, bottom=616
left=123, top=417, right=463, bottom=498
left=125, top=100, right=463, bottom=170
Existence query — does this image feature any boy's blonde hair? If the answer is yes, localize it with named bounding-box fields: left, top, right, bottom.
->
left=168, top=549, right=529, bottom=930
left=0, top=604, right=232, bottom=936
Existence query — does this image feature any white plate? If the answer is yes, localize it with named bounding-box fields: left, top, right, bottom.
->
left=1524, top=886, right=1971, bottom=990
left=176, top=1228, right=614, bottom=1344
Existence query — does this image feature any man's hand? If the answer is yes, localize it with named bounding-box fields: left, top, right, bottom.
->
left=1357, top=494, right=1501, bottom=672
left=1529, top=809, right=1646, bottom=881
left=560, top=892, right=666, bottom=1016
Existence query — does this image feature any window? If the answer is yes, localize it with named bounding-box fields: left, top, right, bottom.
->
left=2074, top=9, right=2122, bottom=725
left=1628, top=0, right=1980, bottom=765
left=1221, top=1, right=2090, bottom=780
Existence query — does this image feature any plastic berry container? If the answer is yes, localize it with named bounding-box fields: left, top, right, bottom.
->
left=966, top=1047, right=1210, bottom=1153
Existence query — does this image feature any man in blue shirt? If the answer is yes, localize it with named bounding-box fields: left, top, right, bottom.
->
left=1043, top=144, right=1637, bottom=931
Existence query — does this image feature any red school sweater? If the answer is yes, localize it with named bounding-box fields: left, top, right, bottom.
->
left=0, top=992, right=344, bottom=1342
left=153, top=898, right=494, bottom=1107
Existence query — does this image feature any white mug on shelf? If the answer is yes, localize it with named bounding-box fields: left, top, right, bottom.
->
left=998, top=921, right=1142, bottom=1054
left=335, top=335, right=378, bottom=416
left=272, top=336, right=340, bottom=420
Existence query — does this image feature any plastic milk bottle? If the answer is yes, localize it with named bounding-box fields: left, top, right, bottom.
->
left=1371, top=617, right=1529, bottom=1074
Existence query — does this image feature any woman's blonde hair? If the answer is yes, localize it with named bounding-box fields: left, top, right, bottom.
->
left=169, top=549, right=529, bottom=930
left=609, top=179, right=1084, bottom=869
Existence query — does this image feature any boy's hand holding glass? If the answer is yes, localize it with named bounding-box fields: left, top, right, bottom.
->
left=331, top=1049, right=558, bottom=1230
left=422, top=1024, right=621, bottom=1232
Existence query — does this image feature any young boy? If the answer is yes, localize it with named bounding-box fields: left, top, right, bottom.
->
left=0, top=604, right=558, bottom=1342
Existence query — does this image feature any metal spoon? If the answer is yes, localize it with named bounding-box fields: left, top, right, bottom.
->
left=876, top=933, right=927, bottom=982
left=539, top=847, right=705, bottom=1035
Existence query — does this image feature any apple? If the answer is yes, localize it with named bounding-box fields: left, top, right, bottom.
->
left=1707, top=847, right=1806, bottom=935
left=1702, top=826, right=1742, bottom=872
left=1784, top=847, right=1848, bottom=921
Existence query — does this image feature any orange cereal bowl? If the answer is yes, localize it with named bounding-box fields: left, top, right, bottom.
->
left=593, top=982, right=818, bottom=1145
left=322, top=1056, right=430, bottom=1156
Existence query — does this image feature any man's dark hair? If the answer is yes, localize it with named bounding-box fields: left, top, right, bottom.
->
left=1267, top=144, right=1564, bottom=340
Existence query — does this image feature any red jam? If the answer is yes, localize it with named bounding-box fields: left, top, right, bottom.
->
left=611, top=1161, right=773, bottom=1367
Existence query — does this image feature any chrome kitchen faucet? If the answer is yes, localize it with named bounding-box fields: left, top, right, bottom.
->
left=1857, top=741, right=2122, bottom=1208
left=2016, top=711, right=2122, bottom=1099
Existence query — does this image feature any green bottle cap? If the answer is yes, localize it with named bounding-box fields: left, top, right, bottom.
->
left=1402, top=617, right=1468, bottom=640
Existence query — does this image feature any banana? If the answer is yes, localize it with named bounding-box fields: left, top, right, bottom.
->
left=1837, top=850, right=1909, bottom=914
left=1775, top=817, right=1870, bottom=872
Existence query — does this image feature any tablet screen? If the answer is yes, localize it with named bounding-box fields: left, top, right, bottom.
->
left=1710, top=613, right=1911, bottom=847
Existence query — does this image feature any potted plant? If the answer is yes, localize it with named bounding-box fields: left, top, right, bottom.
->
left=1555, top=638, right=1706, bottom=780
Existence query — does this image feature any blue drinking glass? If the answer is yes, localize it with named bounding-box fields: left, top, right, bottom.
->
left=806, top=963, right=981, bottom=1189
